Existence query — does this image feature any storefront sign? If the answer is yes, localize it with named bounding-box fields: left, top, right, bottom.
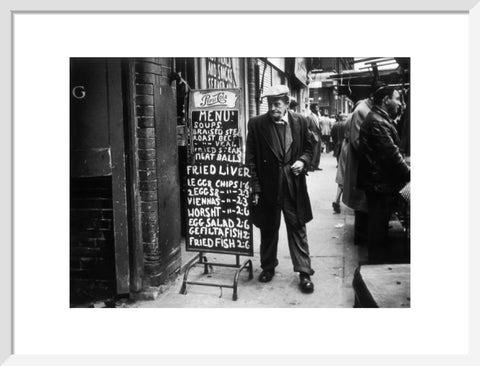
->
left=294, top=58, right=308, bottom=86
left=193, top=90, right=238, bottom=108
left=186, top=89, right=252, bottom=256
left=206, top=57, right=237, bottom=89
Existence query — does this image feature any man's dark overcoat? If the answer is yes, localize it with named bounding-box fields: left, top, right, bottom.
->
left=246, top=111, right=313, bottom=228
left=358, top=106, right=410, bottom=194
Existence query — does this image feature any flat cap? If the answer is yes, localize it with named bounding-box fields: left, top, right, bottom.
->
left=261, top=84, right=290, bottom=99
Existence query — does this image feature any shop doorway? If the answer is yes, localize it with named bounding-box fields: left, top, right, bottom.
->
left=70, top=58, right=130, bottom=302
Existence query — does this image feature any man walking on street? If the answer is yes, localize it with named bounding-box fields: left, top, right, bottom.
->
left=319, top=111, right=332, bottom=153
left=307, top=103, right=322, bottom=171
left=246, top=85, right=315, bottom=294
left=358, top=86, right=410, bottom=263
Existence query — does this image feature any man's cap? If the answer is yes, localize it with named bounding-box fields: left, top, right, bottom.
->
left=261, top=85, right=290, bottom=99
left=371, top=80, right=387, bottom=94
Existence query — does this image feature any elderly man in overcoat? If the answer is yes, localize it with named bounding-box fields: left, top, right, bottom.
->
left=246, top=85, right=315, bottom=293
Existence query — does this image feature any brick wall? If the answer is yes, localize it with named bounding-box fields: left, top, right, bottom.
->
left=70, top=176, right=115, bottom=303
left=134, top=58, right=181, bottom=286
left=135, top=59, right=161, bottom=271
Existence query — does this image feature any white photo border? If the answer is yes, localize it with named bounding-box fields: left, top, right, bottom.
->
left=2, top=0, right=479, bottom=365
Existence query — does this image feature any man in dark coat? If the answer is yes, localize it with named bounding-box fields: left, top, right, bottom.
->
left=358, top=86, right=410, bottom=264
left=343, top=97, right=373, bottom=246
left=306, top=103, right=322, bottom=171
left=246, top=85, right=315, bottom=293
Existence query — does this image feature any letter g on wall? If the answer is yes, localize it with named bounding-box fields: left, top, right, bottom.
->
left=72, top=85, right=86, bottom=99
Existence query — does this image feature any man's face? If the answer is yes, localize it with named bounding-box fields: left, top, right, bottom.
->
left=311, top=105, right=319, bottom=114
left=385, top=90, right=402, bottom=118
left=268, top=97, right=289, bottom=121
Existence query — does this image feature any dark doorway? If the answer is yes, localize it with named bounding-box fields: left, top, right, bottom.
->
left=70, top=58, right=129, bottom=303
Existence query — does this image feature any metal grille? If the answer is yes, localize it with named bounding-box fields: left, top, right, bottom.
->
left=258, top=60, right=272, bottom=115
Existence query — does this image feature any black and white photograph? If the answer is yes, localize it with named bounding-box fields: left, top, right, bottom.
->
left=6, top=5, right=475, bottom=362
left=70, top=57, right=411, bottom=308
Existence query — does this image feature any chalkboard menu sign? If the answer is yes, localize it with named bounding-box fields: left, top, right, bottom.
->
left=186, top=89, right=253, bottom=256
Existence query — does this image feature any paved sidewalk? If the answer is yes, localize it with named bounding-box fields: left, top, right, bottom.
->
left=128, top=152, right=366, bottom=308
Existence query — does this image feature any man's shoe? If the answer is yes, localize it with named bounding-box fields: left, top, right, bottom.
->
left=258, top=270, right=274, bottom=283
left=299, top=273, right=314, bottom=293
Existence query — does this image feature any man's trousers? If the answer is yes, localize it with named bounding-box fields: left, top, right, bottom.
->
left=259, top=180, right=314, bottom=275
left=365, top=192, right=397, bottom=263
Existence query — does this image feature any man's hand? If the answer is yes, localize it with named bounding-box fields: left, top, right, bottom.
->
left=251, top=193, right=260, bottom=205
left=291, top=160, right=305, bottom=176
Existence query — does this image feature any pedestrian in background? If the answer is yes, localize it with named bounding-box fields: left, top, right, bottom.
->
left=332, top=114, right=348, bottom=214
left=246, top=85, right=315, bottom=294
left=358, top=86, right=410, bottom=263
left=320, top=112, right=332, bottom=153
left=307, top=103, right=322, bottom=171
left=342, top=93, right=374, bottom=246
left=331, top=113, right=347, bottom=166
left=328, top=115, right=336, bottom=153
left=289, top=98, right=299, bottom=113
left=319, top=113, right=326, bottom=153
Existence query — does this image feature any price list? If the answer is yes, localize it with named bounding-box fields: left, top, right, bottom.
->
left=186, top=109, right=253, bottom=256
